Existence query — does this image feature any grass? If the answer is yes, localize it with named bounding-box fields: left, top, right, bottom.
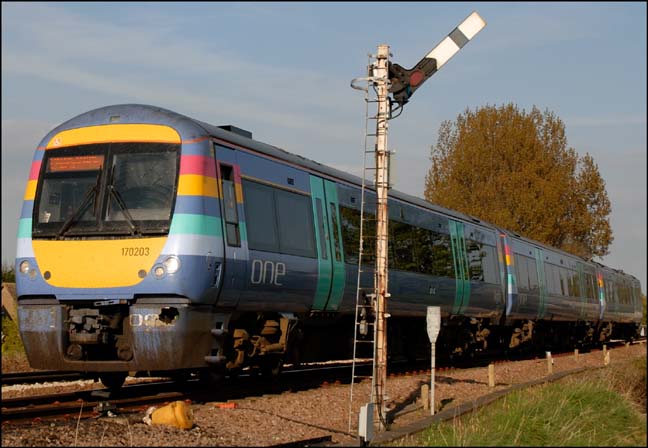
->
left=1, top=315, right=25, bottom=356
left=394, top=357, right=647, bottom=447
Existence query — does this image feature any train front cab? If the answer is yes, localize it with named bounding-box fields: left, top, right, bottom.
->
left=15, top=109, right=228, bottom=382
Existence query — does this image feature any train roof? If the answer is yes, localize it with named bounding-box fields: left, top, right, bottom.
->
left=49, top=104, right=473, bottom=225
left=190, top=109, right=641, bottom=284
left=190, top=112, right=496, bottom=229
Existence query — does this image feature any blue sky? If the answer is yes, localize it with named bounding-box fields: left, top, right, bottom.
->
left=2, top=2, right=646, bottom=292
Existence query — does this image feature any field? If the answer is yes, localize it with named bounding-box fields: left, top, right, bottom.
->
left=1, top=314, right=34, bottom=373
left=394, top=356, right=647, bottom=447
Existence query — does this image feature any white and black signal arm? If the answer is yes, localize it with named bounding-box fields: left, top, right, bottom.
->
left=388, top=11, right=486, bottom=106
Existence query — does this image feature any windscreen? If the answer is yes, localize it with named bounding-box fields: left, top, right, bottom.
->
left=33, top=142, right=179, bottom=238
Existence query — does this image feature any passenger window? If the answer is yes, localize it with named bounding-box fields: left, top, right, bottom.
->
left=466, top=240, right=485, bottom=282
left=220, top=165, right=240, bottom=247
left=392, top=221, right=417, bottom=272
left=329, top=203, right=342, bottom=262
left=516, top=255, right=529, bottom=290
left=275, top=189, right=316, bottom=258
left=527, top=257, right=539, bottom=291
left=481, top=245, right=499, bottom=284
left=339, top=206, right=360, bottom=264
left=585, top=273, right=596, bottom=300
left=547, top=264, right=560, bottom=295
left=431, top=232, right=455, bottom=279
left=559, top=268, right=569, bottom=296
left=315, top=199, right=328, bottom=260
left=243, top=180, right=279, bottom=252
left=571, top=270, right=581, bottom=297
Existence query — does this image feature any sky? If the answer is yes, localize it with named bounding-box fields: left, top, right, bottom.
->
left=2, top=2, right=646, bottom=293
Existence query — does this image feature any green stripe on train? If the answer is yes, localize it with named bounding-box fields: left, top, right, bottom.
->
left=169, top=214, right=223, bottom=236
left=324, top=179, right=345, bottom=311
left=17, top=219, right=32, bottom=238
left=310, top=176, right=332, bottom=311
left=449, top=220, right=470, bottom=315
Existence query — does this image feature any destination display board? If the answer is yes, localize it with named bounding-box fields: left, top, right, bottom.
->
left=48, top=155, right=104, bottom=172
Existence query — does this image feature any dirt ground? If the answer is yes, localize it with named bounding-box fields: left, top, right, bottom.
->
left=2, top=343, right=645, bottom=446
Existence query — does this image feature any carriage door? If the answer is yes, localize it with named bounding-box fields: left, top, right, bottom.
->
left=215, top=157, right=247, bottom=308
left=310, top=176, right=345, bottom=311
left=449, top=220, right=471, bottom=315
left=534, top=248, right=547, bottom=319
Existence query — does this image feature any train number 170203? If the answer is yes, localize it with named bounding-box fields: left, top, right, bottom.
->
left=121, top=247, right=150, bottom=256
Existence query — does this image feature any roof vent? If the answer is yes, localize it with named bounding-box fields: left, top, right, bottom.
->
left=218, top=125, right=252, bottom=139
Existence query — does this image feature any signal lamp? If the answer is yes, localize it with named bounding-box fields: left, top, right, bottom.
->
left=409, top=70, right=425, bottom=87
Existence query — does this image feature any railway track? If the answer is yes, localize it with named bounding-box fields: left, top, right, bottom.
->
left=1, top=370, right=85, bottom=386
left=3, top=338, right=643, bottom=424
left=0, top=362, right=374, bottom=423
left=3, top=337, right=642, bottom=387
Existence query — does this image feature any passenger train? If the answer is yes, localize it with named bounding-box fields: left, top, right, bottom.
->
left=15, top=104, right=643, bottom=388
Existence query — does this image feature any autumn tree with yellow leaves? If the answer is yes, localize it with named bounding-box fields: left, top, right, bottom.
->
left=424, top=103, right=612, bottom=259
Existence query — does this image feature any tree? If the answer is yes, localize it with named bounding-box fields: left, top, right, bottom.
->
left=1, top=263, right=15, bottom=283
left=424, top=103, right=613, bottom=259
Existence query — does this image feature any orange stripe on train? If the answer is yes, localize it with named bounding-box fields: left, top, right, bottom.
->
left=46, top=124, right=181, bottom=149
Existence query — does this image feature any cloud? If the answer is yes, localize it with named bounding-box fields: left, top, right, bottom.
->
left=2, top=3, right=360, bottom=139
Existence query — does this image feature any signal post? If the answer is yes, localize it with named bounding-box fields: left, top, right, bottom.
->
left=373, top=43, right=391, bottom=431
left=352, top=11, right=486, bottom=440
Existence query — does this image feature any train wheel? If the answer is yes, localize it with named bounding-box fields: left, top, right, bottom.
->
left=171, top=371, right=194, bottom=385
left=99, top=372, right=127, bottom=391
left=227, top=368, right=241, bottom=381
left=199, top=368, right=225, bottom=385
left=261, top=356, right=283, bottom=380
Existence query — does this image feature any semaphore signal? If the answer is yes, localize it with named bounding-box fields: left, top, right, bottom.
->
left=388, top=11, right=486, bottom=107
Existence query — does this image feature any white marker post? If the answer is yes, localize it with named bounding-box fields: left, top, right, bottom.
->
left=426, top=306, right=441, bottom=415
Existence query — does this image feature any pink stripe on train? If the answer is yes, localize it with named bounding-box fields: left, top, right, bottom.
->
left=179, top=155, right=217, bottom=177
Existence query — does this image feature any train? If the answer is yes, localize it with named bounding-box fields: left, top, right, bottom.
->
left=15, top=104, right=643, bottom=389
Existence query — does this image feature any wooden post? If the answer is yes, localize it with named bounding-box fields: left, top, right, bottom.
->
left=488, top=363, right=495, bottom=387
left=546, top=351, right=553, bottom=375
left=604, top=351, right=610, bottom=366
left=1, top=284, right=18, bottom=323
left=574, top=349, right=579, bottom=361
left=421, top=384, right=430, bottom=410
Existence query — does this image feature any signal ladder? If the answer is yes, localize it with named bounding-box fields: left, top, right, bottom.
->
left=347, top=53, right=392, bottom=432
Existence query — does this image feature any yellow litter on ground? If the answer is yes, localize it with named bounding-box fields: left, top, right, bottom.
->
left=144, top=401, right=194, bottom=429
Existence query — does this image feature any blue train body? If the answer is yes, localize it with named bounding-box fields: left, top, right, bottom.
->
left=15, top=104, right=643, bottom=385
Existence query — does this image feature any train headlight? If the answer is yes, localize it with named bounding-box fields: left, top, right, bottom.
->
left=19, top=260, right=31, bottom=274
left=163, top=256, right=181, bottom=274
left=154, top=266, right=165, bottom=278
